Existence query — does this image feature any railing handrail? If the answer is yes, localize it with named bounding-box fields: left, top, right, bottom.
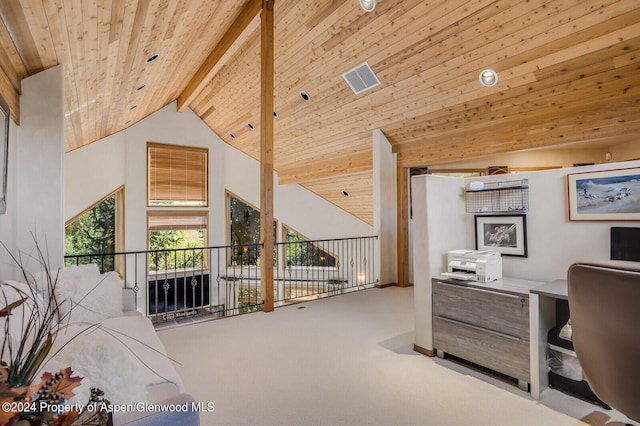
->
left=63, top=235, right=379, bottom=324
left=64, top=235, right=379, bottom=259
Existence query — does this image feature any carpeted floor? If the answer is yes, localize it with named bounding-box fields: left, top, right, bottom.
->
left=158, top=286, right=630, bottom=426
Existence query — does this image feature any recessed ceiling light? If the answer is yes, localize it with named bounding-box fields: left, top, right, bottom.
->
left=359, top=0, right=376, bottom=12
left=129, top=105, right=137, bottom=110
left=342, top=190, right=351, bottom=197
left=145, top=54, right=159, bottom=63
left=299, top=91, right=310, bottom=102
left=136, top=84, right=146, bottom=91
left=273, top=111, right=278, bottom=118
left=479, top=69, right=498, bottom=87
left=230, top=133, right=236, bottom=140
left=247, top=123, right=255, bottom=130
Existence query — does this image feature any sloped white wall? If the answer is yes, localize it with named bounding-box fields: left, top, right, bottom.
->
left=65, top=132, right=125, bottom=222
left=64, top=102, right=374, bottom=255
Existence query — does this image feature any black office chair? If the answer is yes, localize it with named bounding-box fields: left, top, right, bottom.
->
left=568, top=260, right=640, bottom=423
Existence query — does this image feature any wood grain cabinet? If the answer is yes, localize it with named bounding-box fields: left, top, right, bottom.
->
left=432, top=278, right=530, bottom=390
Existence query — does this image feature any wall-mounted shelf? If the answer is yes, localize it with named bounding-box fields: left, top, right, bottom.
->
left=465, top=179, right=529, bottom=213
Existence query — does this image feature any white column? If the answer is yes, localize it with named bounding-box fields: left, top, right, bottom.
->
left=372, top=129, right=397, bottom=286
left=16, top=65, right=65, bottom=277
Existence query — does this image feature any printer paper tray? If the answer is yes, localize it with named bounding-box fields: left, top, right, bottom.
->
left=441, top=271, right=475, bottom=280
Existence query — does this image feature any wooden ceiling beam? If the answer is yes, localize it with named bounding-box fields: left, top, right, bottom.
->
left=394, top=120, right=640, bottom=168
left=177, top=0, right=261, bottom=113
left=0, top=63, right=19, bottom=123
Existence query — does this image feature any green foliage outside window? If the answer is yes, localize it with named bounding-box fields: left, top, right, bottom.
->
left=148, top=229, right=205, bottom=271
left=285, top=228, right=336, bottom=268
left=65, top=194, right=116, bottom=271
left=228, top=195, right=276, bottom=266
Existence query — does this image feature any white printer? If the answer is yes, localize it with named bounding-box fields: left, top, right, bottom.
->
left=442, top=249, right=503, bottom=282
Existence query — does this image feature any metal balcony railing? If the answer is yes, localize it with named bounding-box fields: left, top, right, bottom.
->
left=64, top=236, right=378, bottom=325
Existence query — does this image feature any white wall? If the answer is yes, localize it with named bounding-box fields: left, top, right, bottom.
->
left=15, top=66, right=65, bottom=276
left=373, top=130, right=397, bottom=285
left=464, top=160, right=640, bottom=282
left=65, top=102, right=373, bottom=253
left=65, top=132, right=125, bottom=222
left=411, top=175, right=466, bottom=351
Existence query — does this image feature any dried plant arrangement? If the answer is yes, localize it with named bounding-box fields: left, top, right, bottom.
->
left=0, top=241, right=110, bottom=426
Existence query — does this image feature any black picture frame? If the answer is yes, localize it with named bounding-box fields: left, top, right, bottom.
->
left=474, top=214, right=528, bottom=257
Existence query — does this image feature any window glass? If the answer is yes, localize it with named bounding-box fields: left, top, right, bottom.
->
left=284, top=227, right=336, bottom=268
left=228, top=193, right=276, bottom=266
left=65, top=191, right=121, bottom=271
left=148, top=213, right=206, bottom=272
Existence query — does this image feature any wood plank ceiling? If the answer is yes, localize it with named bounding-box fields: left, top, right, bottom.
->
left=1, top=0, right=639, bottom=226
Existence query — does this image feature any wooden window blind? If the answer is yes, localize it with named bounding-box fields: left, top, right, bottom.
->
left=147, top=212, right=207, bottom=232
left=148, top=143, right=208, bottom=206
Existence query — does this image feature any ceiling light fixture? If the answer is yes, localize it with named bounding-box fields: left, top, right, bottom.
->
left=247, top=123, right=255, bottom=130
left=299, top=91, right=310, bottom=102
left=230, top=133, right=236, bottom=140
left=342, top=190, right=351, bottom=197
left=145, top=54, right=159, bottom=63
left=129, top=105, right=137, bottom=110
left=136, top=84, right=146, bottom=91
left=359, top=0, right=376, bottom=12
left=273, top=111, right=278, bottom=118
left=479, top=69, right=498, bottom=87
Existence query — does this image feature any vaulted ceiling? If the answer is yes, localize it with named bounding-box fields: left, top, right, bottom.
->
left=1, top=0, right=639, bottom=225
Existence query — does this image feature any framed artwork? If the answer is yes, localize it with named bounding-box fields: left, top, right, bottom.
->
left=475, top=214, right=527, bottom=257
left=567, top=167, right=640, bottom=221
left=0, top=95, right=9, bottom=215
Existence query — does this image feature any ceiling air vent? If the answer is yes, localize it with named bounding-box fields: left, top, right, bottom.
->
left=342, top=61, right=380, bottom=95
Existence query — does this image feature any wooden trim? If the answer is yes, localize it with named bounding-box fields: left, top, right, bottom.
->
left=115, top=187, right=125, bottom=254
left=177, top=0, right=262, bottom=112
left=414, top=344, right=435, bottom=357
left=397, top=167, right=409, bottom=287
left=260, top=0, right=275, bottom=313
left=427, top=168, right=486, bottom=175
left=509, top=166, right=563, bottom=171
left=0, top=68, right=19, bottom=124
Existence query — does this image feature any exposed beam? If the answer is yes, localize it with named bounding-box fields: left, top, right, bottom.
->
left=260, top=0, right=275, bottom=313
left=396, top=167, right=409, bottom=287
left=177, top=0, right=262, bottom=112
left=0, top=64, right=19, bottom=124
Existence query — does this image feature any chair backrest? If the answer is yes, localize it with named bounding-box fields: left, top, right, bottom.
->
left=567, top=260, right=640, bottom=421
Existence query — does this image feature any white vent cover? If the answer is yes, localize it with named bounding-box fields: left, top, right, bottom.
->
left=342, top=62, right=380, bottom=95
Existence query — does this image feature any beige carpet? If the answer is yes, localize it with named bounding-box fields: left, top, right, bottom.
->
left=158, top=287, right=630, bottom=426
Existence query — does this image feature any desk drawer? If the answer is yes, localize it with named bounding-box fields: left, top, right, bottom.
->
left=433, top=281, right=529, bottom=340
left=433, top=315, right=530, bottom=382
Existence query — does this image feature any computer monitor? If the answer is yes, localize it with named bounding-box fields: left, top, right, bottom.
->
left=610, top=227, right=640, bottom=262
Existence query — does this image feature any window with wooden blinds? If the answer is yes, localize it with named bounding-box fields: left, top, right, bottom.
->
left=148, top=143, right=208, bottom=206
